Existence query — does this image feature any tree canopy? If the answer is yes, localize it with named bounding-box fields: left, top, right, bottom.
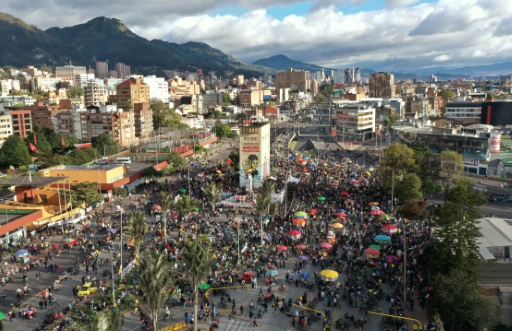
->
left=0, top=135, right=31, bottom=168
left=68, top=181, right=103, bottom=208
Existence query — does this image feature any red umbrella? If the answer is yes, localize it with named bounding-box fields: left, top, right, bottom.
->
left=336, top=212, right=346, bottom=217
left=293, top=219, right=306, bottom=227
left=381, top=224, right=398, bottom=234
left=152, top=205, right=162, bottom=210
left=243, top=271, right=254, bottom=277
left=364, top=248, right=381, bottom=256
left=320, top=242, right=332, bottom=249
left=226, top=158, right=233, bottom=164
left=295, top=244, right=306, bottom=250
left=307, top=209, right=317, bottom=214
left=288, top=230, right=301, bottom=236
left=371, top=209, right=385, bottom=215
left=341, top=191, right=349, bottom=197
left=277, top=245, right=288, bottom=251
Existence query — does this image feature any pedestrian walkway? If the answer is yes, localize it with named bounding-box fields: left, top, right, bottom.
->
left=224, top=319, right=252, bottom=330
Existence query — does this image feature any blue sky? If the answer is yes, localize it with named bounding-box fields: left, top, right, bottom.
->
left=3, top=0, right=512, bottom=71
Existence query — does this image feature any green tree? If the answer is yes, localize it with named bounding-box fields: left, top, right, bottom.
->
left=68, top=181, right=103, bottom=208
left=65, top=147, right=97, bottom=165
left=255, top=180, right=275, bottom=245
left=87, top=309, right=123, bottom=331
left=112, top=187, right=128, bottom=199
left=138, top=249, right=173, bottom=331
left=167, top=151, right=186, bottom=169
left=428, top=269, right=501, bottom=331
left=431, top=178, right=483, bottom=279
left=222, top=92, right=232, bottom=105
left=68, top=87, right=84, bottom=98
left=213, top=122, right=232, bottom=140
left=182, top=235, right=214, bottom=331
left=376, top=143, right=417, bottom=194
left=158, top=191, right=174, bottom=243
left=143, top=167, right=163, bottom=181
left=174, top=195, right=199, bottom=222
left=413, top=146, right=442, bottom=198
left=26, top=127, right=52, bottom=154
left=395, top=173, right=423, bottom=204
left=129, top=211, right=146, bottom=259
left=93, top=133, right=117, bottom=156
left=202, top=181, right=220, bottom=211
left=383, top=113, right=401, bottom=127
left=228, top=150, right=240, bottom=168
left=439, top=150, right=464, bottom=201
left=0, top=135, right=31, bottom=168
left=437, top=89, right=455, bottom=113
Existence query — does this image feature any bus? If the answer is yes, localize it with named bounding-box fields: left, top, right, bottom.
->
left=114, top=157, right=132, bottom=164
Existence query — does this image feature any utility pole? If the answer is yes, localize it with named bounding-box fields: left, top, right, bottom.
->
left=391, top=168, right=394, bottom=218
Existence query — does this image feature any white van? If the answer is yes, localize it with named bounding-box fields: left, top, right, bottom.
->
left=114, top=157, right=132, bottom=164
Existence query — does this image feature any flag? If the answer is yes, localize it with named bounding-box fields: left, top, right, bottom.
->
left=61, top=136, right=68, bottom=147
left=33, top=133, right=37, bottom=145
left=29, top=143, right=39, bottom=153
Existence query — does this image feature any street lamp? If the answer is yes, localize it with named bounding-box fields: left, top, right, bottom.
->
left=116, top=205, right=124, bottom=274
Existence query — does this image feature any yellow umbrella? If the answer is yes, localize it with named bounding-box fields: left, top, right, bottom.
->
left=320, top=269, right=339, bottom=282
left=330, top=223, right=344, bottom=229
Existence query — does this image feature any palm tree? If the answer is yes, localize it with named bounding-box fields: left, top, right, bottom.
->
left=138, top=249, right=173, bottom=331
left=129, top=211, right=146, bottom=259
left=182, top=235, right=214, bottom=331
left=87, top=309, right=123, bottom=331
left=174, top=195, right=199, bottom=222
left=202, top=181, right=220, bottom=211
left=159, top=191, right=174, bottom=244
left=255, top=180, right=275, bottom=245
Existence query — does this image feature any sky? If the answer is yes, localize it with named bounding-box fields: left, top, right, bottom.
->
left=4, top=0, right=512, bottom=71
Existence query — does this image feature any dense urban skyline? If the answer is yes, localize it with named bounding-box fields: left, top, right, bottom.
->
left=2, top=0, right=512, bottom=71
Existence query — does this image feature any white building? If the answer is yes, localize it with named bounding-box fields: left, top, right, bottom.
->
left=142, top=76, right=170, bottom=103
left=445, top=102, right=482, bottom=119
left=75, top=73, right=96, bottom=88
left=84, top=81, right=108, bottom=106
left=336, top=104, right=376, bottom=141
left=34, top=77, right=61, bottom=92
left=0, top=112, right=12, bottom=148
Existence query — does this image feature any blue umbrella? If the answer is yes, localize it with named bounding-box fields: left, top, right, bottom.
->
left=304, top=155, right=310, bottom=160
left=262, top=215, right=270, bottom=220
left=289, top=157, right=295, bottom=161
left=375, top=235, right=391, bottom=243
left=299, top=272, right=310, bottom=279
left=336, top=209, right=346, bottom=213
left=266, top=270, right=279, bottom=277
left=307, top=163, right=314, bottom=167
left=16, top=249, right=29, bottom=258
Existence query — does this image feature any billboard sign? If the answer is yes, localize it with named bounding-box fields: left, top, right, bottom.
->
left=490, top=134, right=501, bottom=153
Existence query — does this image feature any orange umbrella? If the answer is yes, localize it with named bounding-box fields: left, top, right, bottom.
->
left=293, top=218, right=306, bottom=227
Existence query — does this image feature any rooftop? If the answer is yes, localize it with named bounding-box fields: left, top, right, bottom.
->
left=477, top=217, right=512, bottom=260
left=0, top=175, right=64, bottom=187
left=50, top=164, right=122, bottom=171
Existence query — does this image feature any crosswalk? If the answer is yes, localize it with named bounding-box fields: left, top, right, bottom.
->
left=224, top=319, right=253, bottom=330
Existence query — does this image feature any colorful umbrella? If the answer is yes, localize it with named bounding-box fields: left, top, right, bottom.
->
left=340, top=191, right=349, bottom=197
left=179, top=188, right=187, bottom=193
left=375, top=235, right=391, bottom=243
left=379, top=214, right=391, bottom=221
left=369, top=244, right=382, bottom=250
left=243, top=271, right=254, bottom=277
left=294, top=211, right=308, bottom=218
left=15, top=249, right=29, bottom=258
left=0, top=312, right=5, bottom=321
left=336, top=209, right=347, bottom=213
left=266, top=270, right=279, bottom=277
left=320, top=270, right=339, bottom=282
left=198, top=283, right=211, bottom=290
left=336, top=212, right=347, bottom=217
left=371, top=206, right=380, bottom=210
left=371, top=209, right=385, bottom=215
left=297, top=255, right=308, bottom=261
left=330, top=223, right=344, bottom=229
left=317, top=196, right=326, bottom=201
left=152, top=205, right=162, bottom=210
left=320, top=242, right=332, bottom=250
left=307, top=209, right=317, bottom=215
left=348, top=178, right=358, bottom=183
left=226, top=158, right=233, bottom=164
left=293, top=218, right=306, bottom=225
left=385, top=256, right=398, bottom=263
left=364, top=248, right=381, bottom=258
left=277, top=245, right=288, bottom=251
left=381, top=224, right=398, bottom=234
left=288, top=230, right=302, bottom=239
left=295, top=244, right=306, bottom=250
left=299, top=272, right=310, bottom=279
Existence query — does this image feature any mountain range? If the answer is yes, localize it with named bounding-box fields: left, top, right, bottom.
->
left=0, top=12, right=511, bottom=79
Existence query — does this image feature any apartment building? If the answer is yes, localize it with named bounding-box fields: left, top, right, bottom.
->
left=274, top=68, right=311, bottom=93
left=369, top=72, right=395, bottom=98
left=10, top=109, right=33, bottom=138
left=84, top=82, right=108, bottom=106
left=0, top=113, right=12, bottom=148
left=75, top=74, right=95, bottom=87
left=55, top=65, right=87, bottom=85
left=336, top=104, right=376, bottom=141
left=133, top=103, right=153, bottom=141
left=111, top=78, right=150, bottom=109
left=34, top=76, right=60, bottom=92
left=115, top=63, right=131, bottom=79
left=445, top=102, right=483, bottom=119
left=95, top=61, right=109, bottom=79
left=29, top=102, right=68, bottom=130
left=143, top=76, right=170, bottom=103
left=55, top=105, right=86, bottom=140
left=168, top=77, right=200, bottom=102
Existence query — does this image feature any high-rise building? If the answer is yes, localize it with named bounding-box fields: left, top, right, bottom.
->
left=368, top=72, right=395, bottom=98
left=84, top=81, right=108, bottom=106
left=75, top=73, right=95, bottom=88
left=274, top=68, right=311, bottom=93
left=142, top=76, right=170, bottom=103
left=344, top=69, right=354, bottom=84
left=55, top=65, right=87, bottom=85
left=29, top=101, right=67, bottom=130
left=9, top=109, right=33, bottom=138
left=112, top=78, right=150, bottom=109
left=239, top=122, right=271, bottom=189
left=354, top=68, right=361, bottom=83
left=236, top=75, right=245, bottom=86
left=133, top=103, right=153, bottom=140
left=0, top=113, right=12, bottom=148
left=115, top=63, right=131, bottom=79
left=95, top=62, right=109, bottom=79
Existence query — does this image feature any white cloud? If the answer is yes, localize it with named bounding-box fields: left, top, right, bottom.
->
left=433, top=54, right=451, bottom=62
left=2, top=0, right=512, bottom=70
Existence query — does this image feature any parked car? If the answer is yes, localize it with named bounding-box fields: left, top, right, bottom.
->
left=77, top=282, right=98, bottom=297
